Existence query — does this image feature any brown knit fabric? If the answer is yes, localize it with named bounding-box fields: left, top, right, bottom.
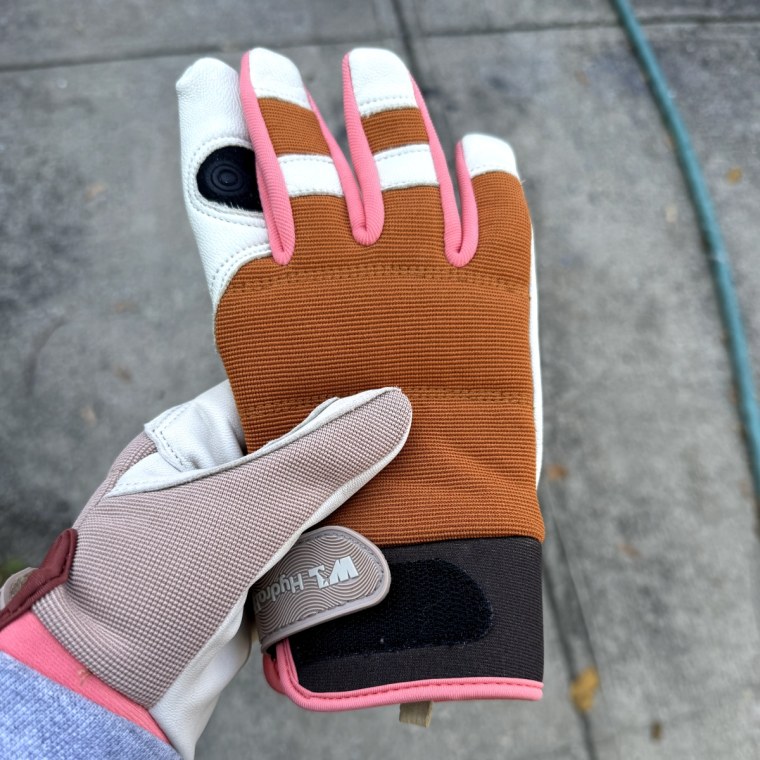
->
left=361, top=108, right=429, bottom=153
left=259, top=100, right=330, bottom=156
left=215, top=172, right=544, bottom=545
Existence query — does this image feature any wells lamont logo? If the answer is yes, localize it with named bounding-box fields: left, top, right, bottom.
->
left=309, top=556, right=359, bottom=588
left=254, top=556, right=359, bottom=612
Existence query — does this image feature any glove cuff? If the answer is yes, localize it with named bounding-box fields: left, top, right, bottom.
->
left=0, top=529, right=77, bottom=633
left=266, top=643, right=542, bottom=710
left=0, top=612, right=169, bottom=743
left=264, top=535, right=543, bottom=710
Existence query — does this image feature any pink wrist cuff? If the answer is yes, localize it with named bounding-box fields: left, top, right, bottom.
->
left=263, top=640, right=543, bottom=711
left=0, top=612, right=169, bottom=743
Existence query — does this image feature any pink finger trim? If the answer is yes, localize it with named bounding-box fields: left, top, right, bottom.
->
left=239, top=51, right=294, bottom=265
left=454, top=141, right=480, bottom=266
left=262, top=652, right=287, bottom=695
left=272, top=640, right=543, bottom=711
left=0, top=612, right=169, bottom=742
left=306, top=91, right=369, bottom=244
left=342, top=54, right=385, bottom=246
left=412, top=80, right=478, bottom=267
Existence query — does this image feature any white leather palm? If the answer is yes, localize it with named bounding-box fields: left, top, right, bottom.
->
left=177, top=59, right=271, bottom=310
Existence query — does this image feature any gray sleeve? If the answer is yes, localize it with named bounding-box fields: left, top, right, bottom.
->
left=0, top=652, right=180, bottom=760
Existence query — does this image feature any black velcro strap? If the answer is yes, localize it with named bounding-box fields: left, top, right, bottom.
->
left=289, top=558, right=492, bottom=661
left=288, top=536, right=543, bottom=692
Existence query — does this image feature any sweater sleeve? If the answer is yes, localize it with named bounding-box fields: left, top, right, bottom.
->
left=0, top=652, right=180, bottom=760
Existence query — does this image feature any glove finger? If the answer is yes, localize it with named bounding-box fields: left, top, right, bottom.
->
left=456, top=134, right=541, bottom=476
left=342, top=48, right=442, bottom=250
left=108, top=387, right=412, bottom=516
left=456, top=134, right=531, bottom=282
left=177, top=58, right=271, bottom=310
left=240, top=48, right=352, bottom=265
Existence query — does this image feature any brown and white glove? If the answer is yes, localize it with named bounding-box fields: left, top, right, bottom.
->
left=0, top=382, right=411, bottom=758
left=177, top=46, right=543, bottom=712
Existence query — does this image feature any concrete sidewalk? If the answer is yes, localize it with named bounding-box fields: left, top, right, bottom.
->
left=1, top=1, right=759, bottom=758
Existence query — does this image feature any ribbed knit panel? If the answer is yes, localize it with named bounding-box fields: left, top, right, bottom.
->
left=215, top=174, right=544, bottom=545
left=361, top=108, right=429, bottom=153
left=258, top=99, right=330, bottom=156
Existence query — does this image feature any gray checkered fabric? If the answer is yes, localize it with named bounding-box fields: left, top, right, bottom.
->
left=35, top=390, right=410, bottom=707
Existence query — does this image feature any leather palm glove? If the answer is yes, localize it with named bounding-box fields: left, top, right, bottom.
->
left=0, top=382, right=411, bottom=757
left=177, top=47, right=544, bottom=710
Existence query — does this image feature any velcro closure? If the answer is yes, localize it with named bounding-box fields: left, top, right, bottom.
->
left=252, top=526, right=390, bottom=651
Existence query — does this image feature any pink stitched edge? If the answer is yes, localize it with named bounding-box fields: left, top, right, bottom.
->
left=0, top=613, right=170, bottom=743
left=306, top=91, right=370, bottom=247
left=411, top=80, right=479, bottom=268
left=342, top=54, right=385, bottom=245
left=238, top=53, right=480, bottom=269
left=239, top=52, right=294, bottom=265
left=454, top=141, right=480, bottom=266
left=272, top=640, right=542, bottom=711
left=263, top=651, right=286, bottom=694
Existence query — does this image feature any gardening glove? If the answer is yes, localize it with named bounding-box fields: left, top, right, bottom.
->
left=0, top=381, right=411, bottom=756
left=177, top=47, right=543, bottom=711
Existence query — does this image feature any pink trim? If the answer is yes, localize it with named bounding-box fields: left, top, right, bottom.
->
left=0, top=612, right=169, bottom=743
left=454, top=141, right=480, bottom=266
left=306, top=92, right=370, bottom=247
left=271, top=640, right=542, bottom=711
left=412, top=80, right=478, bottom=267
left=341, top=53, right=385, bottom=245
left=239, top=51, right=294, bottom=265
left=262, top=652, right=286, bottom=695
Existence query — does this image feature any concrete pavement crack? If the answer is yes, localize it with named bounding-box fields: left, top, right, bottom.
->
left=2, top=18, right=759, bottom=74
left=541, top=481, right=604, bottom=760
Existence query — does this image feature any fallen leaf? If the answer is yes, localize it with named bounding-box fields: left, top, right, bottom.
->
left=113, top=365, right=132, bottom=383
left=726, top=167, right=743, bottom=184
left=618, top=542, right=640, bottom=559
left=570, top=667, right=599, bottom=713
left=547, top=464, right=568, bottom=481
left=80, top=405, right=97, bottom=427
left=84, top=182, right=107, bottom=201
left=113, top=300, right=137, bottom=314
left=574, top=70, right=589, bottom=86
left=650, top=721, right=663, bottom=741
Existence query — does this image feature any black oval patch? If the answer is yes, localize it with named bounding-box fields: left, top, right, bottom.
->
left=196, top=146, right=262, bottom=211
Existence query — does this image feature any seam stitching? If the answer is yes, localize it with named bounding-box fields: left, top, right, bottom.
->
left=226, top=265, right=529, bottom=291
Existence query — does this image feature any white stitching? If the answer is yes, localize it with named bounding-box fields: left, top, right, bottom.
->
left=287, top=186, right=344, bottom=196
left=185, top=137, right=266, bottom=227
left=211, top=243, right=272, bottom=305
left=253, top=86, right=310, bottom=108
left=373, top=144, right=430, bottom=163
left=358, top=95, right=417, bottom=111
left=150, top=404, right=194, bottom=470
left=380, top=177, right=438, bottom=190
left=466, top=163, right=516, bottom=177
left=278, top=155, right=334, bottom=166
